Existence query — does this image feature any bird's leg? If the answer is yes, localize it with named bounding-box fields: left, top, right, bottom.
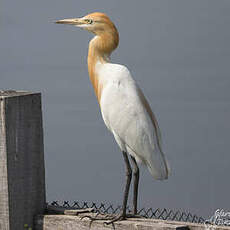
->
left=120, top=151, right=132, bottom=216
left=105, top=151, right=132, bottom=224
left=130, top=156, right=139, bottom=215
left=81, top=151, right=132, bottom=225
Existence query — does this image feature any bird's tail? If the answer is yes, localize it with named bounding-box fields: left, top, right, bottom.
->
left=146, top=149, right=170, bottom=180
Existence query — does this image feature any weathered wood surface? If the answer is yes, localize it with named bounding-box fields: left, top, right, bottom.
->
left=0, top=91, right=46, bottom=230
left=35, top=213, right=230, bottom=230
left=64, top=208, right=94, bottom=216
left=46, top=205, right=94, bottom=215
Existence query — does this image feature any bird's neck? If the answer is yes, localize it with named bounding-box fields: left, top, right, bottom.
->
left=87, top=31, right=119, bottom=102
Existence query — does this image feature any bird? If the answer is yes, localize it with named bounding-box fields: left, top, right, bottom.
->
left=55, top=12, right=170, bottom=224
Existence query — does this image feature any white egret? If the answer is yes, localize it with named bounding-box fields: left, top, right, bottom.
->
left=56, top=12, right=170, bottom=223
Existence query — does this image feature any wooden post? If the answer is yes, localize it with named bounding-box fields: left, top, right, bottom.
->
left=0, top=91, right=46, bottom=230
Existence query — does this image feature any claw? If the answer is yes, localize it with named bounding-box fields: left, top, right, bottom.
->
left=80, top=212, right=143, bottom=228
left=81, top=213, right=115, bottom=228
left=105, top=213, right=126, bottom=225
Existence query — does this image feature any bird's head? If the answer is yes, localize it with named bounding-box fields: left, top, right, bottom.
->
left=55, top=12, right=117, bottom=36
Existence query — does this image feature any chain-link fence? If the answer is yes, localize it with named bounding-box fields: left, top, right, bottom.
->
left=48, top=201, right=205, bottom=224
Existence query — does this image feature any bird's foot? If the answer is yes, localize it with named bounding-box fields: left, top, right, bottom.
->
left=81, top=212, right=127, bottom=227
left=81, top=212, right=144, bottom=227
left=105, top=213, right=144, bottom=225
left=104, top=213, right=126, bottom=225
left=80, top=212, right=115, bottom=228
left=81, top=212, right=113, bottom=221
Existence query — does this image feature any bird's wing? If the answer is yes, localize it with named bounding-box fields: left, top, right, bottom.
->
left=100, top=64, right=170, bottom=180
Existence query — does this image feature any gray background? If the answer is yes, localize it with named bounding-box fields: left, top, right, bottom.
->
left=1, top=0, right=230, bottom=218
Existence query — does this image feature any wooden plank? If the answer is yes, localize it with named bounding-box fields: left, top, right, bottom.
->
left=35, top=213, right=230, bottom=230
left=64, top=208, right=94, bottom=215
left=46, top=205, right=94, bottom=215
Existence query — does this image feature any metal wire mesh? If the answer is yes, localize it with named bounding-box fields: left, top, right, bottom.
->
left=48, top=201, right=205, bottom=224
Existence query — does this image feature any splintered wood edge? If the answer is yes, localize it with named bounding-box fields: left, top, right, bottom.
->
left=0, top=90, right=38, bottom=98
left=64, top=208, right=95, bottom=215
left=46, top=205, right=94, bottom=216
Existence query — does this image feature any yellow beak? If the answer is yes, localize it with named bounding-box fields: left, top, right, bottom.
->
left=55, top=18, right=84, bottom=25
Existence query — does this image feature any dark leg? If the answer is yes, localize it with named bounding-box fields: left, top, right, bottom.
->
left=81, top=151, right=132, bottom=225
left=121, top=151, right=132, bottom=216
left=105, top=151, right=132, bottom=224
left=130, top=156, right=139, bottom=215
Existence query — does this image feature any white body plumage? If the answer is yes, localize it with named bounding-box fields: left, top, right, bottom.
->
left=97, top=62, right=170, bottom=180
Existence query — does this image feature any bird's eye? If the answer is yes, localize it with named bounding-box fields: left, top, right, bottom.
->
left=85, top=19, right=93, bottom=24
